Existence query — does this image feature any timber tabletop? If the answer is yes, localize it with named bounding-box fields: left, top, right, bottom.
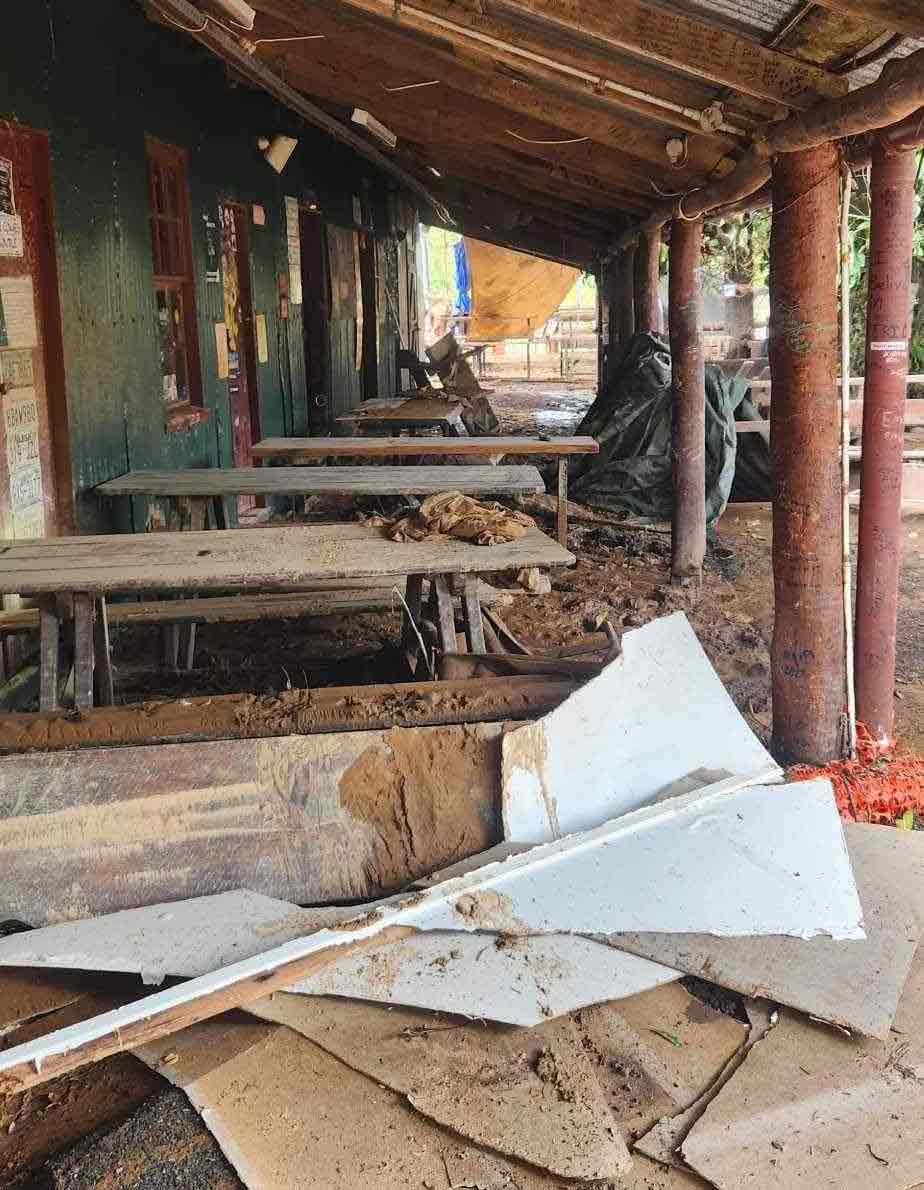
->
left=0, top=524, right=574, bottom=595
left=252, top=436, right=600, bottom=460
left=96, top=464, right=545, bottom=497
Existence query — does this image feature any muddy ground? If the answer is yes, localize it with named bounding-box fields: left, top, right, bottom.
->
left=103, top=378, right=923, bottom=753
left=1, top=379, right=922, bottom=1186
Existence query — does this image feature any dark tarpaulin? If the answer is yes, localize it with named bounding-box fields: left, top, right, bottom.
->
left=569, top=333, right=768, bottom=526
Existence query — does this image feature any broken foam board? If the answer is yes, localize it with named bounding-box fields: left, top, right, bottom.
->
left=0, top=777, right=863, bottom=1093
left=609, top=821, right=921, bottom=1039
left=502, top=613, right=780, bottom=843
left=0, top=891, right=678, bottom=1025
left=680, top=954, right=924, bottom=1189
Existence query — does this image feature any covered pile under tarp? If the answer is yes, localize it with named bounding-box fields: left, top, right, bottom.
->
left=569, top=333, right=768, bottom=524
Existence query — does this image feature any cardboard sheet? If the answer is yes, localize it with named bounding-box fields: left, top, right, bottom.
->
left=251, top=993, right=633, bottom=1181
left=502, top=613, right=780, bottom=843
left=681, top=955, right=924, bottom=1188
left=609, top=822, right=920, bottom=1038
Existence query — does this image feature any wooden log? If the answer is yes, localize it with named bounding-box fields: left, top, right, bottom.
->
left=0, top=675, right=573, bottom=754
left=669, top=216, right=706, bottom=581
left=0, top=718, right=525, bottom=926
left=769, top=144, right=844, bottom=765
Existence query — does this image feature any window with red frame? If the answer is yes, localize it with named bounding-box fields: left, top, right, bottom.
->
left=146, top=138, right=202, bottom=408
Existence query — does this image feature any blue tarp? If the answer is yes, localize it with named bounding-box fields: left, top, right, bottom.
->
left=453, top=239, right=471, bottom=315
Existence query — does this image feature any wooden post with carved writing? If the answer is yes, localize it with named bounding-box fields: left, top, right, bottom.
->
left=669, top=216, right=706, bottom=581
left=769, top=144, right=845, bottom=765
left=634, top=226, right=663, bottom=335
left=854, top=139, right=917, bottom=746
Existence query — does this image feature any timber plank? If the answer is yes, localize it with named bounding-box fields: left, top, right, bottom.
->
left=0, top=581, right=512, bottom=635
left=0, top=675, right=573, bottom=754
left=0, top=720, right=514, bottom=924
left=252, top=435, right=599, bottom=460
left=0, top=524, right=574, bottom=595
left=96, top=464, right=545, bottom=498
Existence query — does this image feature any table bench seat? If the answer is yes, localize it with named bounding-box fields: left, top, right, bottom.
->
left=0, top=523, right=573, bottom=712
left=96, top=464, right=545, bottom=498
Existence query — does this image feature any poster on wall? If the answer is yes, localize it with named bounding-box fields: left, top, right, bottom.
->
left=203, top=211, right=220, bottom=283
left=3, top=387, right=44, bottom=539
left=0, top=277, right=37, bottom=348
left=285, top=196, right=302, bottom=305
left=0, top=158, right=23, bottom=258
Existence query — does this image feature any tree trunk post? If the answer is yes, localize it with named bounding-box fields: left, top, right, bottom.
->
left=634, top=226, right=663, bottom=335
left=769, top=143, right=845, bottom=765
left=669, top=216, right=706, bottom=582
left=855, top=139, right=917, bottom=746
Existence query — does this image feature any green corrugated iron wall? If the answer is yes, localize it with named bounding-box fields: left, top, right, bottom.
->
left=0, top=0, right=415, bottom=532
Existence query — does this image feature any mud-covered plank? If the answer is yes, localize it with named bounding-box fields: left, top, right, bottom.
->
left=0, top=721, right=510, bottom=924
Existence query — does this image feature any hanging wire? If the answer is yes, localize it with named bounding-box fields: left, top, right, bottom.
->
left=383, top=79, right=440, bottom=92
left=505, top=130, right=590, bottom=145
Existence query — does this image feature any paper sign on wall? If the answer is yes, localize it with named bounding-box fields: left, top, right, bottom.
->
left=215, top=322, right=229, bottom=379
left=203, top=212, right=220, bottom=283
left=285, top=196, right=302, bottom=306
left=0, top=277, right=37, bottom=348
left=255, top=313, right=268, bottom=364
left=0, top=159, right=22, bottom=258
left=3, top=387, right=44, bottom=539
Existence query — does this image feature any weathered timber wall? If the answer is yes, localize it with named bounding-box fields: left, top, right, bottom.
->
left=0, top=0, right=415, bottom=530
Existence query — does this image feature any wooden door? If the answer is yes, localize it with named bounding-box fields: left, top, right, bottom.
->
left=298, top=207, right=330, bottom=434
left=0, top=125, right=68, bottom=541
left=219, top=203, right=260, bottom=469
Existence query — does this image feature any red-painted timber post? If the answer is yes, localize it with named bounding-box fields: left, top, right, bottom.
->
left=615, top=244, right=636, bottom=346
left=669, top=216, right=706, bottom=581
left=854, top=140, right=917, bottom=746
left=634, top=226, right=663, bottom=334
left=769, top=143, right=845, bottom=765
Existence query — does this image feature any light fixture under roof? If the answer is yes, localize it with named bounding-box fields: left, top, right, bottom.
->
left=351, top=109, right=398, bottom=150
left=210, top=0, right=255, bottom=31
left=427, top=165, right=442, bottom=178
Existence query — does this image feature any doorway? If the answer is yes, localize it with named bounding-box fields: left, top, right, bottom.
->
left=0, top=123, right=69, bottom=540
left=218, top=203, right=261, bottom=468
left=218, top=203, right=261, bottom=516
left=298, top=206, right=330, bottom=434
left=358, top=227, right=378, bottom=401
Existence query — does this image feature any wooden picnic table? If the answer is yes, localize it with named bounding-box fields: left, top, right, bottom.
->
left=251, top=435, right=600, bottom=546
left=1, top=523, right=573, bottom=712
left=336, top=397, right=468, bottom=436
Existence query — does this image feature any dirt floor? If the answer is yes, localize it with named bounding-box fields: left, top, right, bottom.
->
left=96, top=378, right=924, bottom=754
left=1, top=378, right=922, bottom=1186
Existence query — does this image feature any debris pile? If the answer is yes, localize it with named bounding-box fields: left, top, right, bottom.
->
left=0, top=613, right=920, bottom=1189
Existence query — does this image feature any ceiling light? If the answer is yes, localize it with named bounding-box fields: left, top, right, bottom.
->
left=257, top=135, right=298, bottom=173
left=210, top=0, right=255, bottom=31
left=351, top=109, right=398, bottom=150
left=427, top=166, right=442, bottom=178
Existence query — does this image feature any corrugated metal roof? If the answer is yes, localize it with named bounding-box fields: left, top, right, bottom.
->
left=659, top=0, right=797, bottom=39
left=849, top=35, right=924, bottom=86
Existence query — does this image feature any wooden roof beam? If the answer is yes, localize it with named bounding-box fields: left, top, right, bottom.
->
left=255, top=1, right=742, bottom=168
left=613, top=46, right=924, bottom=248
left=275, top=0, right=764, bottom=137
left=814, top=1, right=924, bottom=37
left=326, top=0, right=845, bottom=109
left=280, top=58, right=665, bottom=206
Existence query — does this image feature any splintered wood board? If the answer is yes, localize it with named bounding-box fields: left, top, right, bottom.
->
left=0, top=722, right=508, bottom=925
left=251, top=435, right=599, bottom=460
left=96, top=464, right=545, bottom=497
left=0, top=523, right=574, bottom=595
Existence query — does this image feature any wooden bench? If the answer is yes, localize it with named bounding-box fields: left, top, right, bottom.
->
left=0, top=523, right=573, bottom=711
left=337, top=397, right=469, bottom=436
left=251, top=435, right=600, bottom=546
